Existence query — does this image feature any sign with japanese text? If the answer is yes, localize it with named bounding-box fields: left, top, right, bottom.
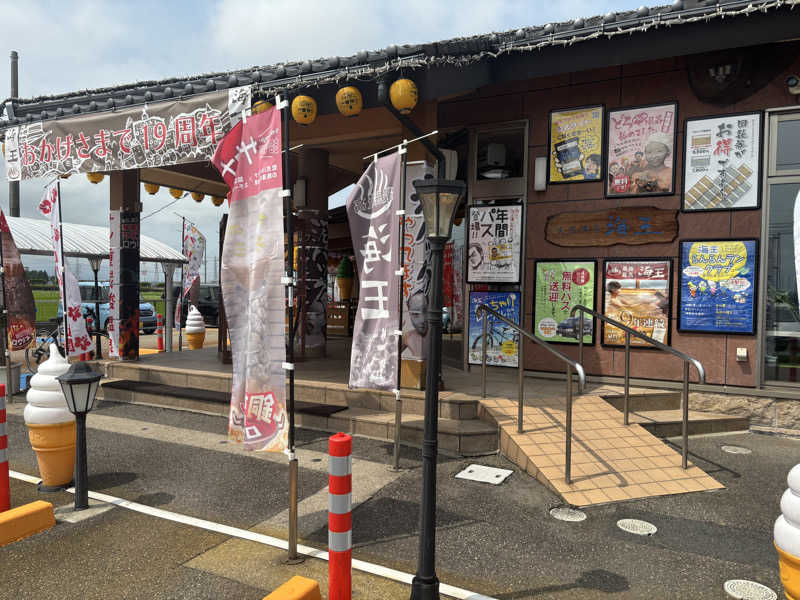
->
left=175, top=221, right=206, bottom=329
left=213, top=106, right=287, bottom=452
left=0, top=210, right=35, bottom=351
left=347, top=152, right=402, bottom=390
left=602, top=259, right=672, bottom=347
left=545, top=206, right=678, bottom=247
left=467, top=203, right=522, bottom=284
left=533, top=260, right=596, bottom=345
left=678, top=239, right=758, bottom=334
left=682, top=112, right=762, bottom=211
left=468, top=291, right=521, bottom=367
left=548, top=105, right=604, bottom=183
left=108, top=211, right=119, bottom=358
left=5, top=87, right=249, bottom=181
left=606, top=103, right=677, bottom=198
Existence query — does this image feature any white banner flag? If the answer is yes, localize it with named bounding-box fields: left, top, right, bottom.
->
left=108, top=210, right=120, bottom=358
left=175, top=221, right=206, bottom=328
left=38, top=183, right=91, bottom=357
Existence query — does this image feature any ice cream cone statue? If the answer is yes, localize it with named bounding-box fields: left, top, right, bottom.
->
left=336, top=257, right=354, bottom=301
left=185, top=305, right=206, bottom=349
left=776, top=464, right=800, bottom=599
left=23, top=344, right=75, bottom=489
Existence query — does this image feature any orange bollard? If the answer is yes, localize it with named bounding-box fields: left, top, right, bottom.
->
left=157, top=314, right=164, bottom=351
left=1, top=383, right=9, bottom=512
left=328, top=433, right=352, bottom=600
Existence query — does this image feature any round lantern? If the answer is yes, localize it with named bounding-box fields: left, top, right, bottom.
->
left=291, top=95, right=317, bottom=125
left=211, top=196, right=225, bottom=207
left=58, top=173, right=71, bottom=179
left=191, top=192, right=204, bottom=203
left=335, top=86, right=363, bottom=117
left=144, top=183, right=160, bottom=195
left=390, top=78, right=418, bottom=115
left=86, top=172, right=105, bottom=184
left=251, top=100, right=273, bottom=115
left=169, top=187, right=183, bottom=199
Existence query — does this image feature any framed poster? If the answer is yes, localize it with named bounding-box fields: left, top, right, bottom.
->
left=547, top=105, right=605, bottom=184
left=467, top=202, right=523, bottom=284
left=678, top=239, right=758, bottom=334
left=682, top=112, right=763, bottom=211
left=533, top=260, right=596, bottom=345
left=467, top=291, right=521, bottom=367
left=606, top=102, right=678, bottom=198
left=601, top=259, right=672, bottom=347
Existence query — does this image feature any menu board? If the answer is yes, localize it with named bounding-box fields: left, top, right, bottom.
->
left=548, top=105, right=604, bottom=183
left=467, top=203, right=523, bottom=283
left=533, top=260, right=596, bottom=345
left=467, top=291, right=521, bottom=367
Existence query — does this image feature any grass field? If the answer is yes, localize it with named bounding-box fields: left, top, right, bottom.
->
left=33, top=289, right=168, bottom=324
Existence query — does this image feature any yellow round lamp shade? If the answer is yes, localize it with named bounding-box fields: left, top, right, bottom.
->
left=58, top=173, right=71, bottom=179
left=211, top=195, right=225, bottom=207
left=86, top=172, right=105, bottom=184
left=144, top=183, right=160, bottom=195
left=251, top=100, right=273, bottom=115
left=191, top=192, right=205, bottom=203
left=291, top=95, right=317, bottom=125
left=169, top=187, right=183, bottom=199
left=390, top=78, right=418, bottom=115
left=335, top=86, right=363, bottom=117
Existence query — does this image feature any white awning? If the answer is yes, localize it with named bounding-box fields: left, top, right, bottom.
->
left=6, top=216, right=187, bottom=265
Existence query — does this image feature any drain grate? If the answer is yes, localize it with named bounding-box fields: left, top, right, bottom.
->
left=723, top=579, right=776, bottom=600
left=550, top=507, right=587, bottom=522
left=455, top=464, right=513, bottom=485
left=616, top=518, right=657, bottom=536
left=721, top=445, right=752, bottom=455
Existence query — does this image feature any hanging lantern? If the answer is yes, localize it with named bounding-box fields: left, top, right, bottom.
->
left=58, top=173, right=71, bottom=179
left=291, top=95, right=317, bottom=125
left=335, top=86, right=363, bottom=117
left=251, top=100, right=273, bottom=115
left=211, top=196, right=224, bottom=207
left=390, top=78, right=418, bottom=115
left=169, top=187, right=183, bottom=199
left=191, top=192, right=205, bottom=203
left=86, top=172, right=105, bottom=184
left=144, top=183, right=160, bottom=195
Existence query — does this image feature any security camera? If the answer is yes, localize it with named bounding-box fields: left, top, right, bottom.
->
left=788, top=75, right=800, bottom=95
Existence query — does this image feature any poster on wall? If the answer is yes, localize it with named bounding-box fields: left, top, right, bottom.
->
left=467, top=203, right=523, bottom=284
left=468, top=291, right=520, bottom=367
left=533, top=260, right=596, bottom=345
left=678, top=239, right=758, bottom=334
left=682, top=112, right=762, bottom=211
left=602, top=259, right=672, bottom=347
left=548, top=105, right=604, bottom=183
left=606, top=102, right=678, bottom=198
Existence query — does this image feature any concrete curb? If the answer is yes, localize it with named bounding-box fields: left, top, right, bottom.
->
left=263, top=575, right=321, bottom=600
left=0, top=500, right=56, bottom=547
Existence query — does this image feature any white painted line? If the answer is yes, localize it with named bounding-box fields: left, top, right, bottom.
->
left=10, top=470, right=497, bottom=600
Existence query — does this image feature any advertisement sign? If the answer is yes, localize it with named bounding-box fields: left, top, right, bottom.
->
left=467, top=203, right=523, bottom=284
left=6, top=88, right=249, bottom=181
left=0, top=210, right=35, bottom=351
left=602, top=259, right=672, bottom=347
left=545, top=206, right=678, bottom=247
left=174, top=221, right=206, bottom=329
left=468, top=292, right=520, bottom=367
left=682, top=112, right=762, bottom=211
left=548, top=105, right=604, bottom=183
left=606, top=103, right=678, bottom=198
left=678, top=239, right=758, bottom=334
left=213, top=106, right=287, bottom=452
left=533, top=260, right=596, bottom=344
left=108, top=211, right=119, bottom=358
left=346, top=152, right=402, bottom=390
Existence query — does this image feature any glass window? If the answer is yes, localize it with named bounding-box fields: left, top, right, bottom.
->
left=776, top=119, right=800, bottom=173
left=79, top=285, right=109, bottom=302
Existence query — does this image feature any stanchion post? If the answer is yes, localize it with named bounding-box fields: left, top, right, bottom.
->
left=157, top=314, right=164, bottom=352
left=329, top=432, right=352, bottom=600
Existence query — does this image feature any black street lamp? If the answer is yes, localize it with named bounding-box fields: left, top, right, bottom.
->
left=409, top=176, right=465, bottom=600
left=88, top=257, right=103, bottom=359
left=56, top=362, right=102, bottom=510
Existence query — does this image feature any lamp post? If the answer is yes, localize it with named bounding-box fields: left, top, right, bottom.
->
left=56, top=362, right=102, bottom=510
left=88, top=257, right=102, bottom=359
left=409, top=177, right=465, bottom=600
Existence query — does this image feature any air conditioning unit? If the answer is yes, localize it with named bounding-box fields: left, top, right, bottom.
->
left=478, top=143, right=506, bottom=169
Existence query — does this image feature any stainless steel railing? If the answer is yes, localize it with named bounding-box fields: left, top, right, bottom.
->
left=569, top=304, right=706, bottom=470
left=476, top=304, right=585, bottom=484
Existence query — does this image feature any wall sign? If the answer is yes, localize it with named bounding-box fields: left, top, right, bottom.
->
left=678, top=239, right=758, bottom=334
left=468, top=291, right=521, bottom=368
left=682, top=112, right=762, bottom=211
left=606, top=102, right=678, bottom=198
left=547, top=105, right=604, bottom=183
left=533, top=260, right=596, bottom=345
left=467, top=203, right=523, bottom=284
left=545, top=206, right=678, bottom=247
left=602, top=259, right=672, bottom=347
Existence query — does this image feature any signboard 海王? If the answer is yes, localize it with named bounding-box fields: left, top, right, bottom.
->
left=534, top=260, right=596, bottom=344
left=468, top=291, right=521, bottom=367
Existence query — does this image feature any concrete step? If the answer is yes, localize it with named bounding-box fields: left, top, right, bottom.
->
left=626, top=409, right=749, bottom=437
left=601, top=391, right=682, bottom=412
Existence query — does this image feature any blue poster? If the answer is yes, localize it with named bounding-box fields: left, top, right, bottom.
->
left=679, top=239, right=757, bottom=334
left=468, top=291, right=521, bottom=367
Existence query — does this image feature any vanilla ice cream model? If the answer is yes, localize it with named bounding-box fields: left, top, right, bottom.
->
left=185, top=304, right=206, bottom=349
left=775, top=464, right=800, bottom=599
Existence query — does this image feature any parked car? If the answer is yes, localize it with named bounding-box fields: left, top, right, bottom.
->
left=58, top=282, right=158, bottom=334
left=556, top=315, right=593, bottom=339
left=169, top=284, right=220, bottom=327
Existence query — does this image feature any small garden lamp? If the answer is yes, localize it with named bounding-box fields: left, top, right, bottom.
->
left=57, top=362, right=102, bottom=510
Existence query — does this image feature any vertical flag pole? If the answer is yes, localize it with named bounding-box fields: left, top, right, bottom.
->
left=0, top=221, right=11, bottom=405
left=56, top=182, right=71, bottom=358
left=392, top=143, right=408, bottom=472
left=178, top=217, right=185, bottom=352
left=279, top=94, right=301, bottom=564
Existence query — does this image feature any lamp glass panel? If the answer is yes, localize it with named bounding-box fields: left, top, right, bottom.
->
left=87, top=381, right=99, bottom=412
left=60, top=382, right=77, bottom=414
left=71, top=382, right=92, bottom=413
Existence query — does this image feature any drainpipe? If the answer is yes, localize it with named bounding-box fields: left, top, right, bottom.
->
left=9, top=51, right=19, bottom=217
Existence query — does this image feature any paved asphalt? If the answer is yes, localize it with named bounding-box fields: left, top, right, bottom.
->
left=2, top=397, right=796, bottom=599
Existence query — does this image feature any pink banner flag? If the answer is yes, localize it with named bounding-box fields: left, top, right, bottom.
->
left=38, top=183, right=91, bottom=357
left=0, top=210, right=35, bottom=350
left=212, top=107, right=287, bottom=452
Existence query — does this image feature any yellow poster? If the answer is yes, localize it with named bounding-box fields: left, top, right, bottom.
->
left=549, top=106, right=604, bottom=183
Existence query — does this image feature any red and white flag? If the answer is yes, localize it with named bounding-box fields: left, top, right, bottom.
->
left=38, top=183, right=91, bottom=357
left=174, top=221, right=206, bottom=329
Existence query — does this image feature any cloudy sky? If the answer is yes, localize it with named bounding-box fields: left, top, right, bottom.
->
left=0, top=0, right=644, bottom=282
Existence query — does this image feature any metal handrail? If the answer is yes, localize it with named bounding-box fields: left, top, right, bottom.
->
left=477, top=304, right=585, bottom=484
left=569, top=304, right=706, bottom=470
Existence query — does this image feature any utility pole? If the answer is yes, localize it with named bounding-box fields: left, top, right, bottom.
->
left=9, top=51, right=19, bottom=217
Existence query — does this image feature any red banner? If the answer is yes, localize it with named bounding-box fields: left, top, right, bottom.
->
left=0, top=211, right=35, bottom=350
